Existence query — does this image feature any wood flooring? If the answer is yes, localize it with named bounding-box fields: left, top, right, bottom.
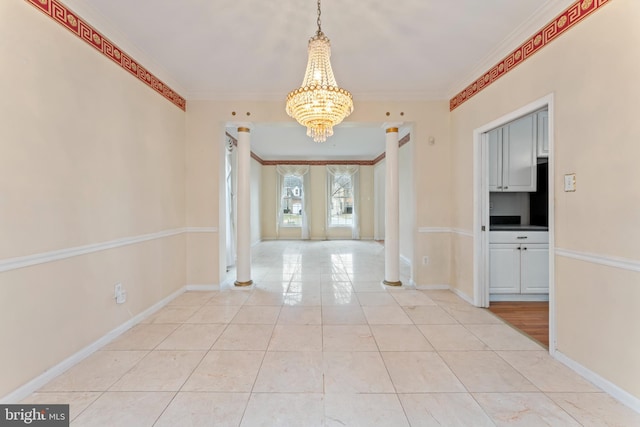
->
left=488, top=301, right=549, bottom=348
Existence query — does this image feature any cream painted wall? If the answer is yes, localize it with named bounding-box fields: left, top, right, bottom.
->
left=359, top=165, right=375, bottom=240
left=185, top=102, right=221, bottom=284
left=449, top=0, right=640, bottom=400
left=407, top=102, right=453, bottom=287
left=250, top=158, right=262, bottom=245
left=309, top=166, right=326, bottom=240
left=0, top=2, right=186, bottom=398
left=261, top=165, right=278, bottom=239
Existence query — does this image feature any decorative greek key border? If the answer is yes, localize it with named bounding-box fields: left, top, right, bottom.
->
left=24, top=0, right=186, bottom=111
left=450, top=0, right=611, bottom=111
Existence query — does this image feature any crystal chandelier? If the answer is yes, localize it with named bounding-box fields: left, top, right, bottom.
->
left=285, top=0, right=354, bottom=143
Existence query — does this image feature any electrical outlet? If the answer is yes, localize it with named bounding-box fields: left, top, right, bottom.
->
left=422, top=256, right=429, bottom=265
left=114, top=283, right=126, bottom=304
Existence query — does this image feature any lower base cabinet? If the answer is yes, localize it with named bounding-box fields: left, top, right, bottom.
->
left=489, top=232, right=549, bottom=295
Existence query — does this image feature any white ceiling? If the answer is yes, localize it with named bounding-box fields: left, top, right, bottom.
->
left=67, top=0, right=573, bottom=160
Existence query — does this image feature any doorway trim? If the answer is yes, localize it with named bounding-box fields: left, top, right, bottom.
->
left=473, top=93, right=556, bottom=353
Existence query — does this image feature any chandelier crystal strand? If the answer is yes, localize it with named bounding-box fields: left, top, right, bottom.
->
left=285, top=0, right=353, bottom=143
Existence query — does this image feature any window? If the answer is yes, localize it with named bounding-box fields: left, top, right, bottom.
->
left=281, top=174, right=303, bottom=227
left=329, top=173, right=354, bottom=226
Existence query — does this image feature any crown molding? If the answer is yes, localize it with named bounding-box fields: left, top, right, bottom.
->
left=58, top=0, right=188, bottom=95
left=447, top=0, right=575, bottom=98
left=449, top=0, right=612, bottom=110
left=247, top=133, right=410, bottom=166
left=25, top=0, right=187, bottom=110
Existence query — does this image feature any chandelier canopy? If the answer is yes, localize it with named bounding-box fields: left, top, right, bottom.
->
left=285, top=0, right=353, bottom=143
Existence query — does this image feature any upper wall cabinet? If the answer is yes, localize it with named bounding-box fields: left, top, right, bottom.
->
left=536, top=109, right=549, bottom=158
left=489, top=114, right=537, bottom=192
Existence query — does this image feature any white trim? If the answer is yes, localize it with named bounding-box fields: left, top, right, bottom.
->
left=185, top=284, right=220, bottom=291
left=0, top=287, right=185, bottom=404
left=184, top=227, right=218, bottom=233
left=403, top=279, right=417, bottom=289
left=473, top=93, right=556, bottom=348
left=452, top=228, right=474, bottom=238
left=451, top=287, right=475, bottom=305
left=554, top=351, right=640, bottom=414
left=415, top=284, right=450, bottom=290
left=547, top=96, right=557, bottom=354
left=0, top=228, right=183, bottom=273
left=0, top=227, right=218, bottom=273
left=412, top=282, right=490, bottom=306
left=219, top=275, right=237, bottom=290
left=490, top=294, right=549, bottom=302
left=418, top=227, right=451, bottom=233
left=418, top=227, right=473, bottom=237
left=556, top=248, right=640, bottom=273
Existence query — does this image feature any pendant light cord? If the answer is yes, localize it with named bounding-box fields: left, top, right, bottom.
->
left=317, top=0, right=322, bottom=35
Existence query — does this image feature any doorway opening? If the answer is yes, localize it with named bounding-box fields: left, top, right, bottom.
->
left=473, top=93, right=556, bottom=353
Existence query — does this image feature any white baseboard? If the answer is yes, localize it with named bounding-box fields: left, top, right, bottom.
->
left=450, top=287, right=475, bottom=305
left=490, top=294, right=549, bottom=302
left=415, top=284, right=450, bottom=290
left=185, top=284, right=220, bottom=291
left=404, top=279, right=417, bottom=289
left=554, top=351, right=640, bottom=414
left=0, top=287, right=185, bottom=404
left=413, top=283, right=475, bottom=306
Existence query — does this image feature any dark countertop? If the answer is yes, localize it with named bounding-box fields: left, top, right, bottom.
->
left=490, top=225, right=549, bottom=231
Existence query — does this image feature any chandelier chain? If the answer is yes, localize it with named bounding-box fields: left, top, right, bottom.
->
left=286, top=0, right=353, bottom=143
left=317, top=0, right=322, bottom=34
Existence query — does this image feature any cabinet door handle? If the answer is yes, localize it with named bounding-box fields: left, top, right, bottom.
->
left=517, top=236, right=527, bottom=239
left=497, top=186, right=502, bottom=189
left=504, top=186, right=509, bottom=189
left=523, top=247, right=528, bottom=251
left=517, top=247, right=521, bottom=250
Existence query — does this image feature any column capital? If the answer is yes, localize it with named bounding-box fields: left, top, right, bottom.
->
left=382, top=122, right=403, bottom=133
left=233, top=122, right=253, bottom=132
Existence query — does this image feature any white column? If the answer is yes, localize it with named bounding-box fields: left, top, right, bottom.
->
left=383, top=124, right=402, bottom=286
left=235, top=126, right=253, bottom=287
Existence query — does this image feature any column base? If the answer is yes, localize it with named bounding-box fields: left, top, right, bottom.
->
left=234, top=279, right=253, bottom=287
left=383, top=279, right=403, bottom=287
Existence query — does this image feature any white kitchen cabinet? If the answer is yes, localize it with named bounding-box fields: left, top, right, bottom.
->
left=489, top=232, right=549, bottom=295
left=536, top=109, right=549, bottom=158
left=488, top=114, right=537, bottom=192
left=489, top=244, right=520, bottom=293
left=521, top=244, right=549, bottom=293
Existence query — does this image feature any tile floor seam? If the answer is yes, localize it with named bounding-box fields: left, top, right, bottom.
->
left=150, top=391, right=180, bottom=427
left=540, top=391, right=602, bottom=427
left=465, top=391, right=500, bottom=426
left=72, top=390, right=106, bottom=423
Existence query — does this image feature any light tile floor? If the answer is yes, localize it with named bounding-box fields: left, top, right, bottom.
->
left=23, top=241, right=640, bottom=426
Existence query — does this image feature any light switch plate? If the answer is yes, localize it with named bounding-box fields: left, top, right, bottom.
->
left=564, top=173, right=576, bottom=192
